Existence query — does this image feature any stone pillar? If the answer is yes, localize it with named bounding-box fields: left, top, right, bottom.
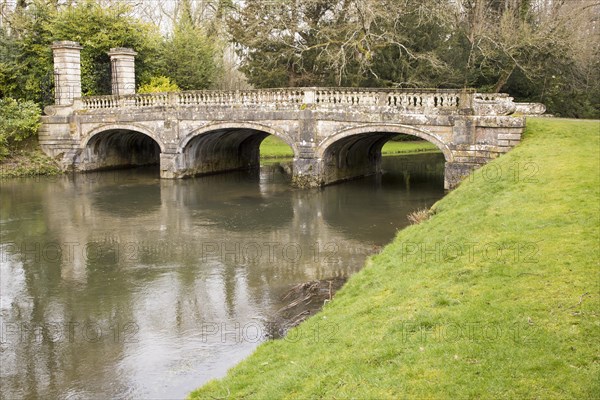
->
left=51, top=41, right=83, bottom=105
left=108, top=48, right=137, bottom=96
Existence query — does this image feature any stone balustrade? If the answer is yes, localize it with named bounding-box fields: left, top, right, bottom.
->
left=81, top=95, right=120, bottom=109
left=514, top=102, right=547, bottom=115
left=473, top=93, right=518, bottom=116
left=75, top=87, right=518, bottom=115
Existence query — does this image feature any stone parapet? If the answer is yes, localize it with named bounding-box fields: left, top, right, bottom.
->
left=514, top=102, right=547, bottom=115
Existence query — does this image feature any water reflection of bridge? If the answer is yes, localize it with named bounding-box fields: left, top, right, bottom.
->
left=0, top=158, right=444, bottom=398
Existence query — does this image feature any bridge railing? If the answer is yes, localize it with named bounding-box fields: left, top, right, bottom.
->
left=177, top=89, right=305, bottom=106
left=76, top=88, right=519, bottom=116
left=313, top=88, right=468, bottom=110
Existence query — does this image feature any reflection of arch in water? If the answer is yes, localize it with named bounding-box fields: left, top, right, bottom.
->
left=319, top=153, right=446, bottom=243
left=176, top=122, right=296, bottom=178
left=168, top=171, right=294, bottom=232
left=317, top=124, right=448, bottom=185
left=90, top=183, right=162, bottom=218
left=78, top=124, right=163, bottom=171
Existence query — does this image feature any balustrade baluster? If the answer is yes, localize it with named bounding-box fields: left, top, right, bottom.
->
left=78, top=88, right=470, bottom=112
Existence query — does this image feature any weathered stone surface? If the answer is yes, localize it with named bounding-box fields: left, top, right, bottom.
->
left=108, top=48, right=137, bottom=96
left=514, top=102, right=546, bottom=115
left=40, top=44, right=536, bottom=190
left=444, top=162, right=479, bottom=189
left=472, top=93, right=517, bottom=116
left=51, top=41, right=83, bottom=105
left=497, top=133, right=522, bottom=140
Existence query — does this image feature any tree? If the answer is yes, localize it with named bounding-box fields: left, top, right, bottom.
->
left=0, top=97, right=41, bottom=159
left=159, top=19, right=219, bottom=90
left=225, top=0, right=599, bottom=117
left=449, top=0, right=600, bottom=117
left=227, top=0, right=457, bottom=88
left=0, top=1, right=57, bottom=104
left=0, top=0, right=163, bottom=104
left=49, top=0, right=162, bottom=96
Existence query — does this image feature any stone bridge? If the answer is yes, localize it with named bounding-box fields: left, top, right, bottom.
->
left=39, top=41, right=540, bottom=189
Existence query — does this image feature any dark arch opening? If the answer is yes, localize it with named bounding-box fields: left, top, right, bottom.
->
left=180, top=128, right=293, bottom=178
left=81, top=130, right=160, bottom=171
left=322, top=131, right=442, bottom=185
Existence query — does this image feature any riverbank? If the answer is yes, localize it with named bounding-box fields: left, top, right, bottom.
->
left=190, top=118, right=600, bottom=399
left=0, top=137, right=61, bottom=178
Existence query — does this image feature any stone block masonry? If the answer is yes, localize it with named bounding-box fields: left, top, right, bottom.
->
left=40, top=42, right=546, bottom=190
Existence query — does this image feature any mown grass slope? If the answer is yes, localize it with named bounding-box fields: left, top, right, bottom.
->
left=191, top=118, right=600, bottom=399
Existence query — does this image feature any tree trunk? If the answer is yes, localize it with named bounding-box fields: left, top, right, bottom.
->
left=494, top=64, right=516, bottom=92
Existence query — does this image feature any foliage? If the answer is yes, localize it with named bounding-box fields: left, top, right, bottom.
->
left=0, top=3, right=56, bottom=105
left=0, top=138, right=61, bottom=178
left=190, top=118, right=600, bottom=399
left=0, top=0, right=163, bottom=104
left=226, top=0, right=452, bottom=88
left=158, top=20, right=219, bottom=90
left=446, top=0, right=600, bottom=118
left=1, top=0, right=598, bottom=119
left=0, top=97, right=41, bottom=160
left=406, top=208, right=431, bottom=225
left=226, top=0, right=600, bottom=118
left=138, top=76, right=180, bottom=93
left=49, top=0, right=162, bottom=97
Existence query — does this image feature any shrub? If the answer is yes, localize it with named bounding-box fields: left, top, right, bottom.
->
left=0, top=98, right=41, bottom=160
left=138, top=76, right=180, bottom=93
left=407, top=208, right=430, bottom=225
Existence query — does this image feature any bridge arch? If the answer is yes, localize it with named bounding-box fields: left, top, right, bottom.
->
left=178, top=122, right=296, bottom=155
left=175, top=122, right=297, bottom=178
left=83, top=123, right=165, bottom=152
left=315, top=124, right=450, bottom=186
left=317, top=124, right=452, bottom=162
left=78, top=124, right=163, bottom=171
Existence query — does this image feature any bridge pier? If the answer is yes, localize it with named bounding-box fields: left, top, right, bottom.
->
left=159, top=153, right=179, bottom=179
left=292, top=157, right=322, bottom=188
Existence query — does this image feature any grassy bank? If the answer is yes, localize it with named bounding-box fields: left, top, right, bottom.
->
left=191, top=118, right=600, bottom=399
left=259, top=135, right=438, bottom=158
left=0, top=137, right=61, bottom=178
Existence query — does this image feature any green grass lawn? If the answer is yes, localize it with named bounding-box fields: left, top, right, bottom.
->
left=259, top=136, right=295, bottom=159
left=381, top=139, right=439, bottom=154
left=191, top=118, right=600, bottom=399
left=259, top=135, right=438, bottom=159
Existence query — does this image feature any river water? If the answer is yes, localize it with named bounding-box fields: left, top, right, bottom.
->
left=0, top=153, right=444, bottom=399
